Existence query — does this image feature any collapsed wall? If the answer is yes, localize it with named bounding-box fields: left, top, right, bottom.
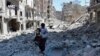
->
left=45, top=13, right=100, bottom=56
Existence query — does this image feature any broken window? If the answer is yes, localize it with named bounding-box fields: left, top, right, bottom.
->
left=20, top=18, right=22, bottom=20
left=28, top=12, right=31, bottom=17
left=6, top=1, right=11, bottom=6
left=26, top=12, right=28, bottom=18
left=47, top=6, right=50, bottom=8
left=20, top=11, right=22, bottom=16
left=47, top=10, right=50, bottom=13
left=15, top=7, right=18, bottom=15
left=0, top=8, right=2, bottom=12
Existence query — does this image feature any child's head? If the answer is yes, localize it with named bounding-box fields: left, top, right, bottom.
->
left=36, top=28, right=41, bottom=35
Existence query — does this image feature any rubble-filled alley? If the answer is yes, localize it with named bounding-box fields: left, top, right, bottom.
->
left=0, top=0, right=100, bottom=56
left=0, top=13, right=100, bottom=56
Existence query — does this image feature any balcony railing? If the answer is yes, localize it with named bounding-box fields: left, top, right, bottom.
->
left=5, top=5, right=18, bottom=18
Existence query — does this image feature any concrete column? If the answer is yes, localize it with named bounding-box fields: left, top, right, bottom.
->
left=1, top=0, right=7, bottom=34
left=95, top=11, right=98, bottom=23
left=34, top=22, right=37, bottom=30
left=18, top=23, right=21, bottom=32
left=2, top=17, right=8, bottom=34
left=22, top=2, right=26, bottom=30
left=17, top=7, right=20, bottom=31
left=90, top=12, right=93, bottom=23
left=23, top=22, right=26, bottom=30
left=2, top=0, right=6, bottom=15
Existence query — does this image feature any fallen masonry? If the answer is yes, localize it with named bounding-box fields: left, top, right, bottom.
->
left=0, top=14, right=100, bottom=56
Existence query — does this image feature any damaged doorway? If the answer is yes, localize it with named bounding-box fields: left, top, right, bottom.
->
left=26, top=21, right=33, bottom=29
left=8, top=19, right=20, bottom=32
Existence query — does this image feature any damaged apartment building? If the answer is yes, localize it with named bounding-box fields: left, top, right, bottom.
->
left=33, top=0, right=56, bottom=28
left=62, top=2, right=87, bottom=24
left=89, top=0, right=100, bottom=23
left=0, top=0, right=55, bottom=34
left=0, top=0, right=34, bottom=34
left=33, top=0, right=54, bottom=27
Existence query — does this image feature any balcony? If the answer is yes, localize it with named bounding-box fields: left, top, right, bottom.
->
left=5, top=5, right=18, bottom=19
left=27, top=17, right=33, bottom=21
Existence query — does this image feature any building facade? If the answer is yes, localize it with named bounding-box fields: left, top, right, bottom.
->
left=89, top=0, right=100, bottom=23
left=34, top=0, right=55, bottom=26
left=62, top=2, right=87, bottom=24
left=62, top=2, right=74, bottom=23
left=0, top=0, right=55, bottom=34
left=0, top=0, right=34, bottom=34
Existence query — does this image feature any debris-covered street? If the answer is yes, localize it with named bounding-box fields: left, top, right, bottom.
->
left=0, top=13, right=100, bottom=56
left=0, top=0, right=100, bottom=56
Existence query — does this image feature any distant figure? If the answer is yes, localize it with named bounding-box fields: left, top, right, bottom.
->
left=34, top=23, right=48, bottom=53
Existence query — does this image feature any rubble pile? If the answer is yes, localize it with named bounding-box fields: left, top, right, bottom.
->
left=0, top=33, right=42, bottom=56
left=45, top=24, right=100, bottom=56
left=44, top=14, right=100, bottom=56
left=0, top=14, right=100, bottom=56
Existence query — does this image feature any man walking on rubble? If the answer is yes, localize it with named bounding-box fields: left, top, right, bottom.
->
left=34, top=23, right=48, bottom=54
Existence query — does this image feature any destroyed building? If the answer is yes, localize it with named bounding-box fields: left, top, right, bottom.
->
left=0, top=0, right=56, bottom=34
left=0, top=0, right=34, bottom=34
left=62, top=2, right=87, bottom=24
left=56, top=11, right=62, bottom=21
left=89, top=0, right=100, bottom=23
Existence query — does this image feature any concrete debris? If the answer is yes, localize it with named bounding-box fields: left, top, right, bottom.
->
left=0, top=14, right=100, bottom=56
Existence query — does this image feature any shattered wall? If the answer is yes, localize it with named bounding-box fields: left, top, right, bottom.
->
left=62, top=2, right=87, bottom=24
left=89, top=0, right=100, bottom=23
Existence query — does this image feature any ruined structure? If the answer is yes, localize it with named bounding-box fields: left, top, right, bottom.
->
left=0, top=0, right=34, bottom=34
left=56, top=11, right=62, bottom=21
left=34, top=0, right=55, bottom=26
left=45, top=0, right=54, bottom=25
left=62, top=2, right=86, bottom=24
left=0, top=0, right=55, bottom=34
left=89, top=0, right=100, bottom=23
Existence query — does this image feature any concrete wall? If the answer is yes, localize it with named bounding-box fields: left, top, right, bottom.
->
left=0, top=0, right=35, bottom=34
left=89, top=0, right=100, bottom=23
left=0, top=0, right=54, bottom=34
